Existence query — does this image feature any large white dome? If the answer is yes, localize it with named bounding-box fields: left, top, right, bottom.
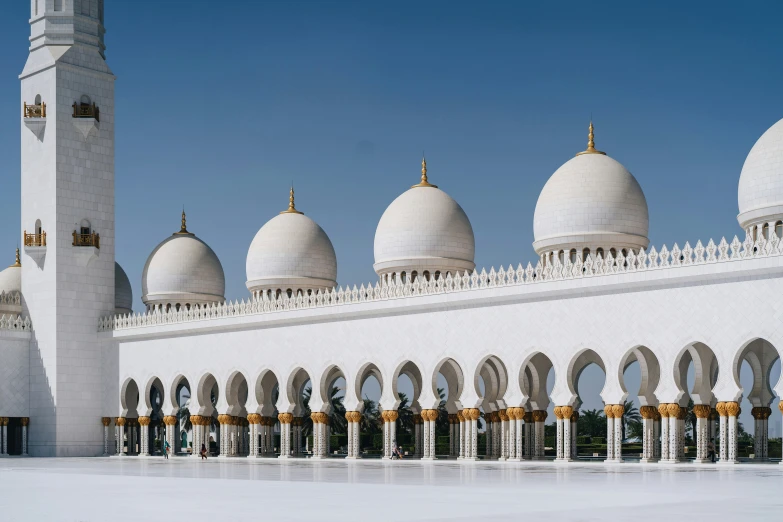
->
left=246, top=190, right=337, bottom=295
left=141, top=213, right=225, bottom=309
left=374, top=159, right=475, bottom=278
left=115, top=262, right=133, bottom=315
left=533, top=125, right=649, bottom=257
left=0, top=249, right=21, bottom=316
left=737, top=117, right=783, bottom=231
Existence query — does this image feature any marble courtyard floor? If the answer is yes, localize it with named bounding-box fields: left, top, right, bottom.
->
left=1, top=457, right=781, bottom=521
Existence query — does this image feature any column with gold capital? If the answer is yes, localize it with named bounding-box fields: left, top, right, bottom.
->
left=163, top=416, right=177, bottom=457
left=692, top=405, right=711, bottom=463
left=561, top=406, right=574, bottom=462
left=278, top=413, right=293, bottom=458
left=639, top=406, right=657, bottom=462
left=138, top=416, right=151, bottom=456
left=725, top=401, right=739, bottom=464
left=532, top=410, right=547, bottom=460
left=116, top=417, right=126, bottom=456
left=611, top=404, right=624, bottom=462
left=603, top=405, right=615, bottom=462
left=751, top=407, right=771, bottom=461
left=21, top=417, right=29, bottom=456
left=101, top=417, right=111, bottom=456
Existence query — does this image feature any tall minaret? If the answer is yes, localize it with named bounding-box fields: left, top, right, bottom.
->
left=20, top=0, right=115, bottom=457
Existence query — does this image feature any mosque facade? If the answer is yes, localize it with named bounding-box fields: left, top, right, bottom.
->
left=1, top=0, right=782, bottom=464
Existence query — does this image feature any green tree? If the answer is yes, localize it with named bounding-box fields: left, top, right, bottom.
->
left=577, top=409, right=605, bottom=437
left=620, top=400, right=641, bottom=441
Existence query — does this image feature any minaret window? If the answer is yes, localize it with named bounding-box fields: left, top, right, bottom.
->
left=23, top=95, right=45, bottom=118
left=73, top=219, right=100, bottom=248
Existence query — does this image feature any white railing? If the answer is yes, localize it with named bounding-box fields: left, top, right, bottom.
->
left=100, top=234, right=778, bottom=332
left=0, top=291, right=21, bottom=308
left=0, top=314, right=31, bottom=332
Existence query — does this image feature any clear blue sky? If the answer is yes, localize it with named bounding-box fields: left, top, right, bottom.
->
left=0, top=1, right=780, bottom=431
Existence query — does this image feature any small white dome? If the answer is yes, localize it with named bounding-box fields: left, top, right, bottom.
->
left=738, top=117, right=783, bottom=230
left=246, top=191, right=337, bottom=295
left=0, top=250, right=21, bottom=316
left=533, top=126, right=649, bottom=256
left=374, top=159, right=475, bottom=277
left=142, top=213, right=225, bottom=308
left=115, top=262, right=133, bottom=315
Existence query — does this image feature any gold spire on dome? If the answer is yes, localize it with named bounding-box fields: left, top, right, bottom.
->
left=174, top=208, right=193, bottom=235
left=280, top=186, right=304, bottom=215
left=575, top=121, right=606, bottom=156
left=411, top=156, right=438, bottom=188
left=10, top=247, right=20, bottom=268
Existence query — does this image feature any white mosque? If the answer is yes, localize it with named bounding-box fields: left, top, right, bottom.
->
left=1, top=0, right=782, bottom=466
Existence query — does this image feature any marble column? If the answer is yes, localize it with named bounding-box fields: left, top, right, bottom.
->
left=457, top=411, right=465, bottom=459
left=345, top=411, right=361, bottom=459
left=570, top=411, right=578, bottom=460
left=247, top=414, right=259, bottom=456
left=604, top=405, right=615, bottom=462
left=657, top=405, right=670, bottom=462
left=102, top=417, right=111, bottom=456
left=461, top=408, right=479, bottom=460
left=506, top=408, right=518, bottom=460
left=139, top=416, right=151, bottom=456
left=422, top=409, right=438, bottom=460
left=0, top=417, right=7, bottom=455
left=693, top=404, right=711, bottom=463
left=413, top=414, right=422, bottom=457
left=639, top=406, right=656, bottom=462
left=556, top=406, right=573, bottom=462
left=667, top=404, right=682, bottom=463
left=533, top=410, right=547, bottom=460
left=116, top=417, right=126, bottom=455
left=217, top=414, right=229, bottom=456
left=523, top=411, right=534, bottom=459
left=612, top=404, right=624, bottom=462
left=278, top=413, right=293, bottom=458
left=554, top=406, right=564, bottom=460
left=726, top=402, right=739, bottom=464
left=21, top=417, right=29, bottom=456
left=164, top=415, right=177, bottom=457
left=716, top=402, right=728, bottom=462
left=751, top=407, right=771, bottom=461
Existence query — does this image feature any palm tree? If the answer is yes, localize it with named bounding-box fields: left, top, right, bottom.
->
left=620, top=400, right=641, bottom=441
left=435, top=387, right=450, bottom=436
left=328, top=386, right=347, bottom=435
left=360, top=397, right=380, bottom=434
left=577, top=409, right=605, bottom=438
left=396, top=392, right=414, bottom=434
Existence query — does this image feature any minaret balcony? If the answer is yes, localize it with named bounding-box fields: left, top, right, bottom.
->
left=72, top=99, right=100, bottom=139
left=23, top=102, right=46, bottom=140
left=23, top=231, right=46, bottom=268
left=72, top=231, right=100, bottom=267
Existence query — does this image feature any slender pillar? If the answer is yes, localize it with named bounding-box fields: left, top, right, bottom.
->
left=345, top=411, right=361, bottom=459
left=21, top=417, right=29, bottom=456
left=666, top=403, right=681, bottom=462
left=101, top=417, right=111, bottom=456
left=421, top=409, right=437, bottom=460
left=163, top=416, right=177, bottom=457
left=604, top=405, right=615, bottom=462
left=556, top=406, right=573, bottom=462
left=612, top=404, right=624, bottom=462
left=532, top=410, right=547, bottom=460
left=658, top=405, right=670, bottom=462
left=725, top=402, right=739, bottom=464
left=523, top=411, right=534, bottom=459
left=217, top=414, right=229, bottom=456
left=116, top=417, right=126, bottom=455
left=639, top=406, right=656, bottom=462
left=381, top=410, right=399, bottom=459
left=716, top=402, right=728, bottom=463
left=247, top=414, right=260, bottom=457
left=570, top=411, right=578, bottom=460
left=457, top=411, right=464, bottom=459
left=507, top=408, right=518, bottom=460
left=461, top=408, right=479, bottom=460
left=692, top=405, right=710, bottom=463
left=138, top=416, right=151, bottom=456
left=751, top=407, right=771, bottom=461
left=278, top=413, right=293, bottom=458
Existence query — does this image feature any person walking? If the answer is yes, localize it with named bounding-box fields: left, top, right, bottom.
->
left=163, top=439, right=170, bottom=459
left=707, top=439, right=716, bottom=463
left=200, top=443, right=208, bottom=460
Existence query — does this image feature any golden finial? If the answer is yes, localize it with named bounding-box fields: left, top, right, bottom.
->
left=280, top=185, right=304, bottom=215
left=174, top=208, right=193, bottom=235
left=411, top=155, right=438, bottom=188
left=11, top=248, right=20, bottom=268
left=576, top=121, right=606, bottom=156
